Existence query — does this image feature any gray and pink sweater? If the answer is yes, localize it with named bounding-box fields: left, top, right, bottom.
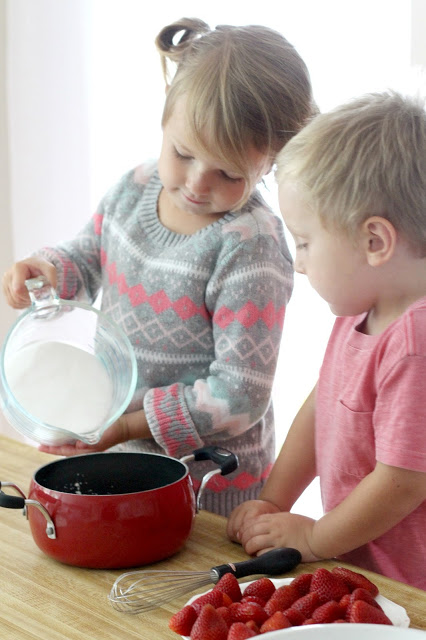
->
left=40, top=164, right=294, bottom=515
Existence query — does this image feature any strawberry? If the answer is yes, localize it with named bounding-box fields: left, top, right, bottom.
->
left=260, top=611, right=292, bottom=633
left=214, top=573, right=243, bottom=602
left=227, top=622, right=256, bottom=639
left=312, top=600, right=345, bottom=624
left=168, top=604, right=197, bottom=635
left=301, top=618, right=315, bottom=625
left=291, top=572, right=313, bottom=596
left=191, top=588, right=224, bottom=613
left=243, top=577, right=276, bottom=602
left=310, top=568, right=349, bottom=603
left=190, top=604, right=229, bottom=640
left=349, top=587, right=381, bottom=610
left=331, top=567, right=379, bottom=597
left=240, top=595, right=267, bottom=607
left=332, top=619, right=348, bottom=623
left=264, top=584, right=299, bottom=615
left=228, top=601, right=268, bottom=626
left=216, top=606, right=233, bottom=628
left=348, top=600, right=393, bottom=625
left=283, top=607, right=306, bottom=626
left=339, top=593, right=351, bottom=613
left=291, top=592, right=320, bottom=618
left=245, top=620, right=259, bottom=634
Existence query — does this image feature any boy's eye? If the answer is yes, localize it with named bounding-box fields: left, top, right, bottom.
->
left=296, top=242, right=308, bottom=250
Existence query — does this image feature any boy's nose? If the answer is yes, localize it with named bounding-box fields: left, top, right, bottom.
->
left=294, top=254, right=306, bottom=275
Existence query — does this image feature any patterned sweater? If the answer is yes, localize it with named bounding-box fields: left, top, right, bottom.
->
left=40, top=165, right=294, bottom=516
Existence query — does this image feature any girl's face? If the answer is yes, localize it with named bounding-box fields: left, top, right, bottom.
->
left=158, top=98, right=270, bottom=218
left=279, top=181, right=375, bottom=317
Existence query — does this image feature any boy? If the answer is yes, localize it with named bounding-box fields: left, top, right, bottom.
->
left=227, top=91, right=426, bottom=589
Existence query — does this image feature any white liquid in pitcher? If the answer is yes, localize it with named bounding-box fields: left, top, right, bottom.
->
left=5, top=341, right=114, bottom=436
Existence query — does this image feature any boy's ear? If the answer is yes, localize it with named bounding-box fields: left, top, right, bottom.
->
left=361, top=216, right=397, bottom=266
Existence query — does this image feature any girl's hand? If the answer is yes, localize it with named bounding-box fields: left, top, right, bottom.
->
left=38, top=409, right=151, bottom=456
left=2, top=257, right=58, bottom=309
left=238, top=511, right=321, bottom=562
left=227, top=499, right=280, bottom=543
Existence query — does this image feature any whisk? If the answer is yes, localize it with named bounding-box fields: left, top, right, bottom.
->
left=108, top=547, right=301, bottom=614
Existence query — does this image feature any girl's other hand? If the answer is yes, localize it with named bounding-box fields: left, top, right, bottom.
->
left=38, top=409, right=151, bottom=457
left=2, top=257, right=57, bottom=309
left=226, top=499, right=280, bottom=543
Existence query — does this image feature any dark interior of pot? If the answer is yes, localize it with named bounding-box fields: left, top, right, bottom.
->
left=34, top=452, right=187, bottom=495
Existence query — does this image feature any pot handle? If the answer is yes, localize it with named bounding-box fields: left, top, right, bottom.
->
left=0, top=481, right=57, bottom=539
left=181, top=446, right=239, bottom=512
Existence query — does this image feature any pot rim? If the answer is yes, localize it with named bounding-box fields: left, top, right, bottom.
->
left=31, top=451, right=191, bottom=497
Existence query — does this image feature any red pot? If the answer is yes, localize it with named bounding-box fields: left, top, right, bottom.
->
left=0, top=446, right=238, bottom=569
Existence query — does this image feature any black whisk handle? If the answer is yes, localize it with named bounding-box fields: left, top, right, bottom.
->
left=212, top=547, right=301, bottom=581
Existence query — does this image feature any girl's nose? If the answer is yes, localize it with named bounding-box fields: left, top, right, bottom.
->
left=186, top=167, right=211, bottom=196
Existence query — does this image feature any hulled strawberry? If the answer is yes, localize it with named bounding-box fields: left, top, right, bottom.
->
left=264, top=584, right=299, bottom=615
left=311, top=600, right=346, bottom=624
left=168, top=604, right=197, bottom=636
left=310, top=568, right=350, bottom=603
left=214, top=573, right=243, bottom=603
left=189, top=604, right=229, bottom=640
left=227, top=622, right=256, bottom=639
left=243, top=577, right=276, bottom=603
left=348, top=600, right=393, bottom=625
left=260, top=611, right=292, bottom=634
left=331, top=567, right=379, bottom=597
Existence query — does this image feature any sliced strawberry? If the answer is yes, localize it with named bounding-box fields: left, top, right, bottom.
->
left=291, top=572, right=313, bottom=596
left=260, top=611, right=292, bottom=633
left=291, top=592, right=321, bottom=618
left=190, top=604, right=229, bottom=640
left=312, top=600, right=345, bottom=624
left=228, top=601, right=268, bottom=626
left=227, top=622, right=256, bottom=639
left=168, top=604, right=197, bottom=635
left=243, top=577, right=276, bottom=602
left=310, top=568, right=350, bottom=603
left=331, top=567, right=379, bottom=597
left=348, top=600, right=393, bottom=625
left=264, top=584, right=299, bottom=615
left=191, top=588, right=224, bottom=613
left=214, top=573, right=243, bottom=602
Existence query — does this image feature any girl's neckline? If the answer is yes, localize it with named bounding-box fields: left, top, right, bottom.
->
left=139, top=170, right=237, bottom=245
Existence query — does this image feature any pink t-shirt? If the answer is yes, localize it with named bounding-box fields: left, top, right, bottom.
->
left=316, top=298, right=426, bottom=589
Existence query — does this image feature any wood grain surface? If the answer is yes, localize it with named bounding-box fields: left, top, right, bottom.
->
left=0, top=435, right=424, bottom=638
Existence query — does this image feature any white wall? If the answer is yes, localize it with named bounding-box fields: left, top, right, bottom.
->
left=1, top=0, right=425, bottom=460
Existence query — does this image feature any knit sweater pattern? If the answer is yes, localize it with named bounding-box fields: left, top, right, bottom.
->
left=40, top=165, right=294, bottom=515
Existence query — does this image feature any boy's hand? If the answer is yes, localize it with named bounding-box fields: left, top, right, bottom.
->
left=2, top=257, right=57, bottom=308
left=237, top=511, right=321, bottom=562
left=227, top=499, right=280, bottom=543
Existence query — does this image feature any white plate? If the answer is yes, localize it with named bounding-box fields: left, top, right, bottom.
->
left=181, top=577, right=411, bottom=639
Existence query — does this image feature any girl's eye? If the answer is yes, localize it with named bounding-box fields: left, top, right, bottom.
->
left=174, top=147, right=191, bottom=160
left=220, top=171, right=242, bottom=183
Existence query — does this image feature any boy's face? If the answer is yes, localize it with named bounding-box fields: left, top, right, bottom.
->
left=279, top=181, right=373, bottom=317
left=158, top=97, right=269, bottom=218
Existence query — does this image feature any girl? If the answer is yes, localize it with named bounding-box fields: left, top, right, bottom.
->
left=3, top=18, right=315, bottom=516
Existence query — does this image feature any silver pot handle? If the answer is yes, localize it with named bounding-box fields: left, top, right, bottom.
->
left=180, top=446, right=239, bottom=512
left=0, top=481, right=57, bottom=539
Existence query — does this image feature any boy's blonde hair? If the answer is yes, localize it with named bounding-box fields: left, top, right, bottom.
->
left=276, top=90, right=426, bottom=253
left=156, top=18, right=316, bottom=207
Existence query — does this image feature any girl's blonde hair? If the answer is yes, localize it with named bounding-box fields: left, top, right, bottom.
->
left=276, top=90, right=426, bottom=254
left=156, top=18, right=315, bottom=206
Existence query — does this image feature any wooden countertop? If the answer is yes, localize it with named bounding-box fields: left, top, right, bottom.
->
left=0, top=435, right=425, bottom=638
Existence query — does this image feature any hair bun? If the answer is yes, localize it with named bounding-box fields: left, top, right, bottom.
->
left=155, top=18, right=210, bottom=58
